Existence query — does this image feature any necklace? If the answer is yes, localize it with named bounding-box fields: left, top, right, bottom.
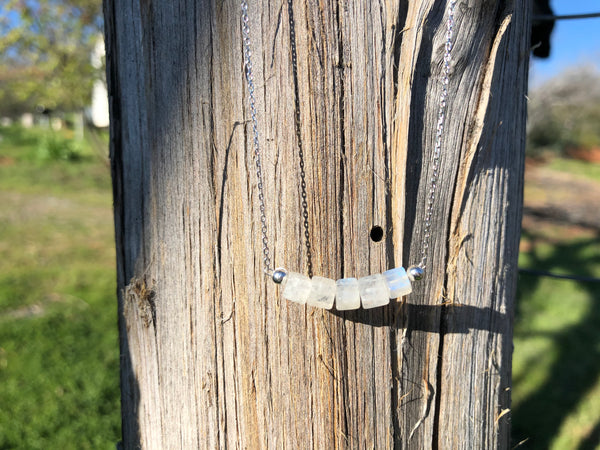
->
left=241, top=0, right=457, bottom=310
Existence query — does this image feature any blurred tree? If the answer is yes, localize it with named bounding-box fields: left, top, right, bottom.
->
left=0, top=0, right=103, bottom=117
left=528, top=66, right=600, bottom=157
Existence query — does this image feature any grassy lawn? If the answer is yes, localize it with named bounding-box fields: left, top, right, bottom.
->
left=514, top=232, right=600, bottom=449
left=547, top=157, right=600, bottom=184
left=513, top=158, right=600, bottom=449
left=0, top=125, right=598, bottom=448
left=0, top=125, right=120, bottom=449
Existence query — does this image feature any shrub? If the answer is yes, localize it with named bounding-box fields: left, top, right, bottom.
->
left=36, top=132, right=85, bottom=162
left=527, top=66, right=600, bottom=158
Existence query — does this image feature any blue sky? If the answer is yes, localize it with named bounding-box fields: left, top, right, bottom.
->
left=530, top=0, right=600, bottom=85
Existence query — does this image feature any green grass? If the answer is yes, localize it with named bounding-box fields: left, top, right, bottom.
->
left=547, top=157, right=600, bottom=183
left=0, top=125, right=111, bottom=203
left=513, top=228, right=600, bottom=449
left=0, top=125, right=120, bottom=449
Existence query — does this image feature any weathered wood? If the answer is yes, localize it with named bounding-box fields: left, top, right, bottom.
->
left=104, top=0, right=529, bottom=448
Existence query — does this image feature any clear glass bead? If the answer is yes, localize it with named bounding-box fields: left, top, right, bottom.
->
left=306, top=276, right=336, bottom=310
left=281, top=272, right=311, bottom=304
left=383, top=267, right=412, bottom=298
left=335, top=278, right=360, bottom=311
left=358, top=274, right=390, bottom=309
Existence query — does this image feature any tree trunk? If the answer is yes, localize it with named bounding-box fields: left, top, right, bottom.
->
left=104, top=0, right=529, bottom=448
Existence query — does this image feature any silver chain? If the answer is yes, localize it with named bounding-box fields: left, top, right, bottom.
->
left=241, top=0, right=457, bottom=276
left=418, top=0, right=457, bottom=271
left=241, top=0, right=272, bottom=274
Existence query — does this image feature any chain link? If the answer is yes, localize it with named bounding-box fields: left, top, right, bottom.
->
left=287, top=0, right=313, bottom=277
left=241, top=0, right=272, bottom=274
left=418, top=0, right=457, bottom=271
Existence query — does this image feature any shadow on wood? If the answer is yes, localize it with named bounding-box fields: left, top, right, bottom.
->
left=333, top=303, right=508, bottom=334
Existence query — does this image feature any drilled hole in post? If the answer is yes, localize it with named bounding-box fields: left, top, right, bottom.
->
left=370, top=226, right=384, bottom=242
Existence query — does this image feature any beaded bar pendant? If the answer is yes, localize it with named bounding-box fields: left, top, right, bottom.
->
left=277, top=266, right=421, bottom=310
left=242, top=0, right=457, bottom=311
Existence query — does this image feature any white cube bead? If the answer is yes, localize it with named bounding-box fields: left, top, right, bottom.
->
left=306, top=276, right=336, bottom=309
left=383, top=267, right=412, bottom=298
left=281, top=272, right=311, bottom=304
left=358, top=274, right=390, bottom=309
left=335, top=278, right=360, bottom=311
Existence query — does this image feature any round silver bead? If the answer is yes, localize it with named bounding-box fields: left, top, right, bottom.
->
left=272, top=268, right=287, bottom=284
left=407, top=266, right=425, bottom=281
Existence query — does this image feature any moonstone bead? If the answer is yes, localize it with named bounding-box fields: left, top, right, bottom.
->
left=358, top=274, right=390, bottom=309
left=306, top=276, right=336, bottom=309
left=383, top=267, right=412, bottom=298
left=335, top=278, right=360, bottom=311
left=281, top=272, right=311, bottom=304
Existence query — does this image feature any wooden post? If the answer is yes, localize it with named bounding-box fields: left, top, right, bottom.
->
left=104, top=0, right=529, bottom=448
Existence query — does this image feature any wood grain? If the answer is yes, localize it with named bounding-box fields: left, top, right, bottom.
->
left=105, top=0, right=529, bottom=447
